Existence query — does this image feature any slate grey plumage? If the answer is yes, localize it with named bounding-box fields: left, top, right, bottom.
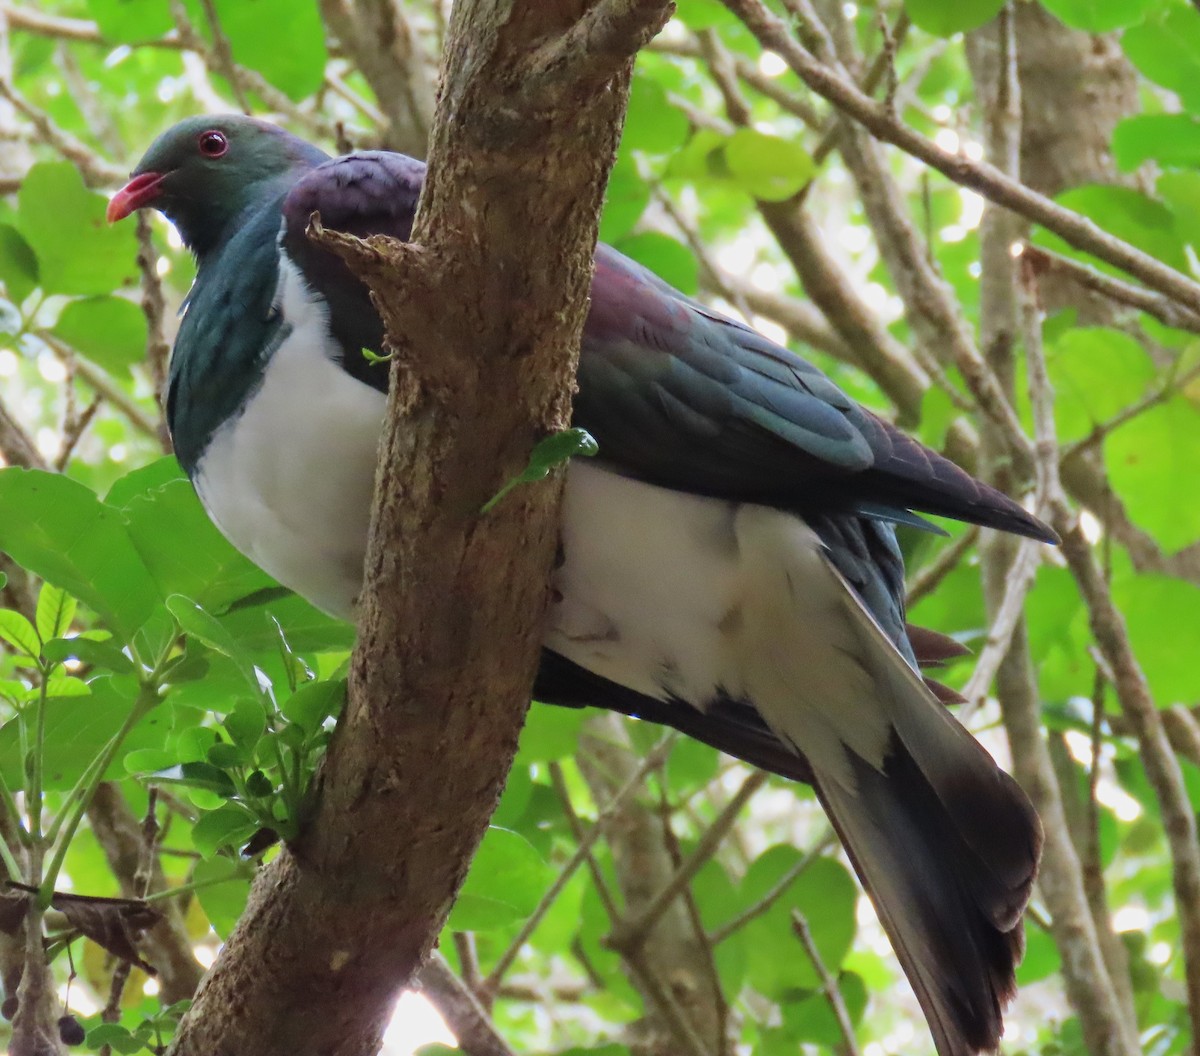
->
left=110, top=115, right=1050, bottom=1056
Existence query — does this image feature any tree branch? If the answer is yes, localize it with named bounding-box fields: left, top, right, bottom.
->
left=720, top=0, right=1200, bottom=317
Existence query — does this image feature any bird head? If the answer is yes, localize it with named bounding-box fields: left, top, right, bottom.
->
left=107, top=114, right=327, bottom=256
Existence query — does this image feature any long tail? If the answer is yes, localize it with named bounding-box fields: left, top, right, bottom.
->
left=815, top=735, right=1038, bottom=1056
left=733, top=508, right=1043, bottom=1056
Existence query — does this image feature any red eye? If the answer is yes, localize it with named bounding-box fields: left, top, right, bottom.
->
left=198, top=130, right=228, bottom=158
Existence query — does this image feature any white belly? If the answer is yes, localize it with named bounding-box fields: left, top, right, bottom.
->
left=194, top=259, right=388, bottom=618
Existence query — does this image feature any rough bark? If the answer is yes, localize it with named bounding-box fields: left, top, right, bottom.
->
left=168, top=3, right=672, bottom=1054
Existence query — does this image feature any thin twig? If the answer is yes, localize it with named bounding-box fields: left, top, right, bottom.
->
left=905, top=526, right=980, bottom=607
left=707, top=828, right=835, bottom=945
left=1023, top=244, right=1200, bottom=334
left=483, top=734, right=675, bottom=991
left=417, top=953, right=517, bottom=1056
left=41, top=335, right=162, bottom=441
left=548, top=761, right=623, bottom=924
left=197, top=0, right=251, bottom=113
left=0, top=77, right=125, bottom=185
left=721, top=0, right=1200, bottom=316
left=791, top=911, right=861, bottom=1056
left=623, top=945, right=716, bottom=1056
left=607, top=770, right=766, bottom=951
left=960, top=535, right=1044, bottom=720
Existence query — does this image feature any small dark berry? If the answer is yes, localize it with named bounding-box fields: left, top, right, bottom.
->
left=1, top=995, right=18, bottom=1020
left=58, top=1014, right=86, bottom=1045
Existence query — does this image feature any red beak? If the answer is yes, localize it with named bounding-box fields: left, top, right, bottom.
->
left=106, top=171, right=166, bottom=223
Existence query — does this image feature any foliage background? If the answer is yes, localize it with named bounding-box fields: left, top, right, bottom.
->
left=0, top=0, right=1198, bottom=1054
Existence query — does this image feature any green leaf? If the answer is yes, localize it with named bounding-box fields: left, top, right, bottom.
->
left=1040, top=0, right=1156, bottom=32
left=0, top=468, right=159, bottom=642
left=0, top=676, right=168, bottom=789
left=1106, top=397, right=1200, bottom=553
left=118, top=470, right=273, bottom=613
left=16, top=163, right=138, bottom=296
left=599, top=152, right=650, bottom=243
left=1034, top=184, right=1189, bottom=277
left=280, top=678, right=345, bottom=735
left=482, top=429, right=598, bottom=512
left=1047, top=327, right=1156, bottom=444
left=166, top=595, right=259, bottom=691
left=622, top=74, right=689, bottom=155
left=88, top=0, right=174, bottom=41
left=0, top=223, right=38, bottom=304
left=1113, top=114, right=1200, bottom=172
left=517, top=705, right=586, bottom=762
left=904, top=0, right=1004, bottom=36
left=0, top=609, right=40, bottom=662
left=192, top=804, right=259, bottom=857
left=1123, top=5, right=1200, bottom=113
left=193, top=856, right=252, bottom=939
left=614, top=233, right=699, bottom=296
left=1016, top=922, right=1062, bottom=985
left=781, top=971, right=867, bottom=1047
left=224, top=698, right=267, bottom=753
left=211, top=0, right=327, bottom=100
left=35, top=582, right=76, bottom=644
left=52, top=296, right=148, bottom=378
left=85, top=1023, right=144, bottom=1055
left=1113, top=570, right=1200, bottom=705
left=723, top=130, right=814, bottom=203
left=41, top=635, right=135, bottom=675
left=448, top=827, right=554, bottom=931
left=149, top=760, right=238, bottom=796
left=104, top=456, right=187, bottom=508
left=742, top=850, right=857, bottom=994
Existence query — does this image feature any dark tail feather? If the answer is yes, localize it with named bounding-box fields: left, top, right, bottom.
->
left=815, top=735, right=1041, bottom=1056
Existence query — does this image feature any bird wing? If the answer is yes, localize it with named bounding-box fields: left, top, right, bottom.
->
left=280, top=150, right=425, bottom=394
left=579, top=245, right=1056, bottom=543
left=278, top=149, right=1054, bottom=544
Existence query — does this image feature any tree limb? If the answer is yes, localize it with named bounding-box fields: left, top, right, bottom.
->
left=720, top=0, right=1200, bottom=316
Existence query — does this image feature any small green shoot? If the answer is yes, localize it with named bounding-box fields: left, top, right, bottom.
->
left=482, top=428, right=599, bottom=513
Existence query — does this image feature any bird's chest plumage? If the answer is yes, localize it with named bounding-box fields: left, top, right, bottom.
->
left=192, top=259, right=387, bottom=617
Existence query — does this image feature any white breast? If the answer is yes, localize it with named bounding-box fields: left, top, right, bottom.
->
left=194, top=256, right=387, bottom=618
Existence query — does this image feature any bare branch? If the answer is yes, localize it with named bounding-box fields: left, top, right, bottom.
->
left=1056, top=513, right=1200, bottom=1042
left=720, top=0, right=1200, bottom=316
left=905, top=526, right=979, bottom=607
left=85, top=784, right=204, bottom=1006
left=318, top=0, right=435, bottom=156
left=0, top=78, right=125, bottom=184
left=524, top=0, right=675, bottom=96
left=960, top=535, right=1044, bottom=719
left=708, top=828, right=834, bottom=945
left=417, top=954, right=516, bottom=1056
left=1023, top=244, right=1200, bottom=334
left=608, top=770, right=766, bottom=951
left=0, top=396, right=47, bottom=471
left=791, top=910, right=861, bottom=1056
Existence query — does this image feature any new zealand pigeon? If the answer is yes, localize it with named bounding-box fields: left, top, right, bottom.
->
left=109, top=115, right=1052, bottom=1056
